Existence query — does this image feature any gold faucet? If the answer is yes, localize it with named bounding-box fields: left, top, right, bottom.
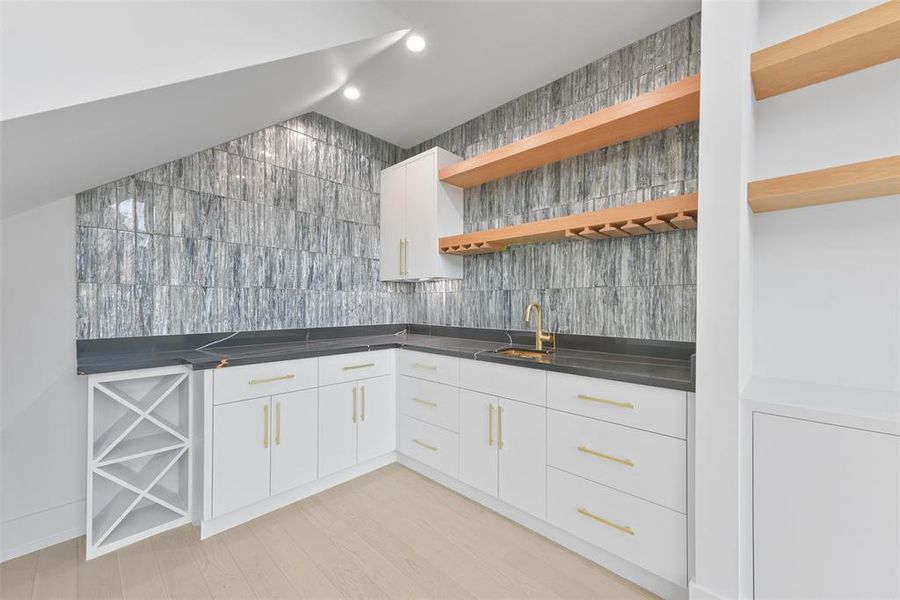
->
left=525, top=301, right=553, bottom=352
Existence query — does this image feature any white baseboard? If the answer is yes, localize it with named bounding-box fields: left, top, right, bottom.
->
left=688, top=580, right=730, bottom=600
left=398, top=454, right=688, bottom=600
left=1, top=500, right=85, bottom=563
left=200, top=453, right=397, bottom=539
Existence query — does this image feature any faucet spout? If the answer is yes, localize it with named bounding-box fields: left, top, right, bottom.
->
left=524, top=301, right=553, bottom=352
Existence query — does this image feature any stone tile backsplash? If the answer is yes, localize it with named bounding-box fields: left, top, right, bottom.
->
left=76, top=13, right=699, bottom=342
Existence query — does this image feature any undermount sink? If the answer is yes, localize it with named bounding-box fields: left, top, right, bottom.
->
left=494, top=346, right=555, bottom=361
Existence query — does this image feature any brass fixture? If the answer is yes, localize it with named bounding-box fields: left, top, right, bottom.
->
left=494, top=347, right=552, bottom=361
left=525, top=301, right=554, bottom=352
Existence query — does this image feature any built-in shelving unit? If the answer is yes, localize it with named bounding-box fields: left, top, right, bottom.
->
left=439, top=193, right=697, bottom=255
left=751, top=0, right=900, bottom=100
left=747, top=156, right=900, bottom=213
left=87, top=366, right=192, bottom=559
left=438, top=75, right=700, bottom=188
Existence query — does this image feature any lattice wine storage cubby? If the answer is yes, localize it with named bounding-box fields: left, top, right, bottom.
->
left=86, top=365, right=192, bottom=559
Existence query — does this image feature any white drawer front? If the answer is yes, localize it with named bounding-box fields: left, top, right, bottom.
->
left=318, top=350, right=392, bottom=386
left=548, top=372, right=686, bottom=438
left=460, top=359, right=546, bottom=406
left=399, top=376, right=460, bottom=432
left=399, top=415, right=459, bottom=478
left=399, top=350, right=460, bottom=386
left=213, top=358, right=317, bottom=405
left=547, top=467, right=686, bottom=587
left=548, top=410, right=686, bottom=513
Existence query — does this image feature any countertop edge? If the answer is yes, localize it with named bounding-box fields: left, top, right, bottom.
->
left=78, top=340, right=695, bottom=392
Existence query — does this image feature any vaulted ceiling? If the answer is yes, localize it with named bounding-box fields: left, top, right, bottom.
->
left=0, top=0, right=699, bottom=218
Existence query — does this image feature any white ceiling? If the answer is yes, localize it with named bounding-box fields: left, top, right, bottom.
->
left=314, top=1, right=701, bottom=147
left=0, top=0, right=699, bottom=218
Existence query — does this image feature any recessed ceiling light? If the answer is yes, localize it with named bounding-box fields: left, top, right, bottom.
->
left=406, top=35, right=426, bottom=52
left=343, top=86, right=361, bottom=100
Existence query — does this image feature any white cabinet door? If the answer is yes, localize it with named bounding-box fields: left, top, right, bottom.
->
left=379, top=166, right=405, bottom=281
left=403, top=153, right=436, bottom=279
left=356, top=375, right=396, bottom=463
left=458, top=390, right=498, bottom=497
left=754, top=413, right=900, bottom=600
left=212, top=396, right=271, bottom=517
left=318, top=382, right=359, bottom=477
left=270, top=389, right=318, bottom=496
left=498, top=397, right=547, bottom=519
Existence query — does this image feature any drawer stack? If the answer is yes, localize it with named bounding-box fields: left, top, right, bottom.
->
left=545, top=372, right=687, bottom=586
left=397, top=351, right=461, bottom=477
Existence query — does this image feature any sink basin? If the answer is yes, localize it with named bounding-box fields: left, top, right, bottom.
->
left=494, top=346, right=555, bottom=361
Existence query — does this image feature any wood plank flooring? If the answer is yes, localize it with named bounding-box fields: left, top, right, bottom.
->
left=1, top=464, right=656, bottom=599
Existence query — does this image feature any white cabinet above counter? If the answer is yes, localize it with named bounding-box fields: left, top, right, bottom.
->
left=379, top=147, right=464, bottom=281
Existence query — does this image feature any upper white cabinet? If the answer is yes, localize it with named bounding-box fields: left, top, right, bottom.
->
left=379, top=148, right=464, bottom=281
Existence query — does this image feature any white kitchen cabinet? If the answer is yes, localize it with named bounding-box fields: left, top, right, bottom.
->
left=459, top=390, right=499, bottom=496
left=379, top=147, right=463, bottom=281
left=754, top=413, right=900, bottom=600
left=317, top=381, right=359, bottom=477
left=270, top=389, right=318, bottom=496
left=212, top=396, right=272, bottom=517
left=319, top=375, right=396, bottom=477
left=356, top=375, right=396, bottom=463
left=213, top=389, right=320, bottom=516
left=458, top=389, right=546, bottom=519
left=498, top=397, right=547, bottom=519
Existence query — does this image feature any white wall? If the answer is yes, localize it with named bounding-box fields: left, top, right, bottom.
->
left=694, top=1, right=899, bottom=598
left=693, top=1, right=756, bottom=598
left=751, top=1, right=900, bottom=392
left=0, top=196, right=86, bottom=561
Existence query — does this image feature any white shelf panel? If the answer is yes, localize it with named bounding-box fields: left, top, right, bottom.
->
left=97, top=373, right=186, bottom=413
left=96, top=432, right=185, bottom=467
left=99, top=501, right=183, bottom=549
left=93, top=411, right=141, bottom=462
left=92, top=488, right=139, bottom=545
left=97, top=447, right=185, bottom=491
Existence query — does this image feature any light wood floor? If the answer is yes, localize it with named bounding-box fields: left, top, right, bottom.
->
left=1, top=464, right=655, bottom=600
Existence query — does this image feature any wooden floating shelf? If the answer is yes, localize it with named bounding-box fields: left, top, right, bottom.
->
left=748, top=155, right=900, bottom=213
left=439, top=193, right=698, bottom=255
left=439, top=75, right=700, bottom=188
left=751, top=0, right=900, bottom=100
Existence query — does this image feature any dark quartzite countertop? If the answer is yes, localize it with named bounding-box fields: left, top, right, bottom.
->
left=77, top=324, right=695, bottom=391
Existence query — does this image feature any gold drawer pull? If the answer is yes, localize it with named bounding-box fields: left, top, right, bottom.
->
left=413, top=439, right=437, bottom=452
left=577, top=507, right=635, bottom=536
left=498, top=405, right=504, bottom=450
left=275, top=402, right=281, bottom=445
left=352, top=387, right=358, bottom=423
left=343, top=363, right=375, bottom=371
left=577, top=394, right=634, bottom=409
left=488, top=404, right=494, bottom=446
left=250, top=374, right=295, bottom=385
left=413, top=363, right=438, bottom=370
left=578, top=445, right=634, bottom=467
left=413, top=398, right=438, bottom=407
left=263, top=404, right=269, bottom=448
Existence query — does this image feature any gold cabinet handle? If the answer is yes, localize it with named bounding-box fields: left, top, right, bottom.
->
left=352, top=387, right=358, bottom=423
left=498, top=405, right=504, bottom=450
left=488, top=404, right=494, bottom=447
left=404, top=238, right=410, bottom=275
left=263, top=404, right=269, bottom=448
left=275, top=402, right=281, bottom=446
left=577, top=394, right=634, bottom=409
left=399, top=238, right=404, bottom=275
left=413, top=439, right=437, bottom=452
left=343, top=363, right=375, bottom=371
left=577, top=507, right=634, bottom=536
left=360, top=385, right=366, bottom=421
left=577, top=445, right=634, bottom=467
left=413, top=397, right=437, bottom=407
left=413, top=363, right=437, bottom=370
left=250, top=374, right=295, bottom=385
